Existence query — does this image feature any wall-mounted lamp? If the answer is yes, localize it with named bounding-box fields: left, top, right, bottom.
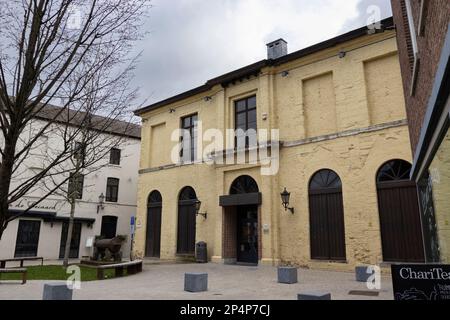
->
left=97, top=193, right=105, bottom=214
left=280, top=188, right=294, bottom=214
left=195, top=199, right=207, bottom=219
left=169, top=108, right=176, bottom=113
left=204, top=96, right=212, bottom=102
left=338, top=51, right=346, bottom=59
left=281, top=71, right=290, bottom=77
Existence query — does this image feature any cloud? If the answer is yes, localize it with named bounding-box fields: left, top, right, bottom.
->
left=339, top=0, right=392, bottom=32
left=131, top=0, right=392, bottom=105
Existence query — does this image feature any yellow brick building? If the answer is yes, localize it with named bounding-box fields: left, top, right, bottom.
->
left=133, top=19, right=426, bottom=270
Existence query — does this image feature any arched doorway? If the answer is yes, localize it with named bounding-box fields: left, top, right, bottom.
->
left=376, top=160, right=425, bottom=262
left=309, top=169, right=346, bottom=261
left=177, top=187, right=197, bottom=255
left=230, top=176, right=259, bottom=264
left=146, top=190, right=162, bottom=258
left=218, top=175, right=261, bottom=265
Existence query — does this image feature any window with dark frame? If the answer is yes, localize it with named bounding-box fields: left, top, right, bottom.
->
left=235, top=96, right=257, bottom=148
left=110, top=148, right=121, bottom=165
left=68, top=173, right=84, bottom=200
left=106, top=178, right=120, bottom=203
left=180, top=114, right=198, bottom=163
left=73, top=141, right=86, bottom=163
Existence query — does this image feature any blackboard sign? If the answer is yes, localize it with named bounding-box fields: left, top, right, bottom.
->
left=392, top=265, right=450, bottom=300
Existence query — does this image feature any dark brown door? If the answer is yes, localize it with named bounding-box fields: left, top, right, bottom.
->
left=177, top=187, right=197, bottom=255
left=237, top=206, right=258, bottom=264
left=309, top=170, right=346, bottom=261
left=377, top=160, right=425, bottom=263
left=146, top=191, right=163, bottom=258
left=146, top=206, right=162, bottom=257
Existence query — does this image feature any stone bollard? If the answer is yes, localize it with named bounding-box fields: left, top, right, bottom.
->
left=184, top=273, right=208, bottom=293
left=355, top=266, right=374, bottom=282
left=43, top=283, right=73, bottom=300
left=298, top=292, right=331, bottom=300
left=277, top=267, right=298, bottom=284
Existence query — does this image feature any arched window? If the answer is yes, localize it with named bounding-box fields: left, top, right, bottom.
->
left=179, top=186, right=197, bottom=201
left=230, top=175, right=259, bottom=194
left=309, top=169, right=342, bottom=190
left=146, top=190, right=162, bottom=258
left=148, top=190, right=162, bottom=206
left=177, top=187, right=197, bottom=255
left=376, top=160, right=425, bottom=262
left=377, top=159, right=412, bottom=182
left=309, top=169, right=346, bottom=261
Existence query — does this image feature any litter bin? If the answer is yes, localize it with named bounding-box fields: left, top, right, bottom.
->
left=195, top=241, right=207, bottom=263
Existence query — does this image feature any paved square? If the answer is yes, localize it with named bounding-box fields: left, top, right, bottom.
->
left=0, top=262, right=393, bottom=300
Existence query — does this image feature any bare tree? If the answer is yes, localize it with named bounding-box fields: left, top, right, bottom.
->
left=0, top=0, right=150, bottom=241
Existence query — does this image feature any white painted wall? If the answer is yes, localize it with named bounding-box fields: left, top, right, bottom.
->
left=0, top=117, right=141, bottom=261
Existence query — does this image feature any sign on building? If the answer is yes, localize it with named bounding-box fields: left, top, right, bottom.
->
left=392, top=265, right=450, bottom=300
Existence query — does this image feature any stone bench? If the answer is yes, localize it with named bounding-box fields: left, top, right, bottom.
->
left=298, top=292, right=331, bottom=300
left=43, top=283, right=73, bottom=300
left=355, top=266, right=375, bottom=282
left=278, top=267, right=298, bottom=284
left=0, top=268, right=27, bottom=284
left=83, top=260, right=143, bottom=280
left=184, top=273, right=208, bottom=292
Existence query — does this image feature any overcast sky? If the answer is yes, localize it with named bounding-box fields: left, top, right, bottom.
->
left=132, top=0, right=392, bottom=106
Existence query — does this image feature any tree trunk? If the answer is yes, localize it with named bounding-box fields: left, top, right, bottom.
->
left=63, top=199, right=76, bottom=268
left=0, top=129, right=21, bottom=241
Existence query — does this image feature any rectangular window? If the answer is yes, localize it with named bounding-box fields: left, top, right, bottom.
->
left=68, top=173, right=84, bottom=200
left=73, top=141, right=86, bottom=163
left=106, top=178, right=119, bottom=203
left=235, top=96, right=257, bottom=148
left=180, top=114, right=198, bottom=163
left=14, top=220, right=41, bottom=258
left=110, top=148, right=121, bottom=165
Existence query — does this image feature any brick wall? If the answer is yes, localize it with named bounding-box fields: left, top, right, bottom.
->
left=391, top=0, right=450, bottom=154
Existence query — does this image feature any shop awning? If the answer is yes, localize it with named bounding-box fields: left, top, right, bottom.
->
left=8, top=210, right=95, bottom=224
left=219, top=193, right=262, bottom=207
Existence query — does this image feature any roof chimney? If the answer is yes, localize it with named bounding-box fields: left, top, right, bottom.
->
left=266, top=39, right=288, bottom=60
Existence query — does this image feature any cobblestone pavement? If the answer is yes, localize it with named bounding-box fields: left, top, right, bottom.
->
left=0, top=262, right=393, bottom=300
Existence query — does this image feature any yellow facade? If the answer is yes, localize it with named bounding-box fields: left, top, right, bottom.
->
left=134, top=31, right=415, bottom=270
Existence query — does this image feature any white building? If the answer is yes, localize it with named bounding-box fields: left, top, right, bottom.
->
left=0, top=106, right=141, bottom=261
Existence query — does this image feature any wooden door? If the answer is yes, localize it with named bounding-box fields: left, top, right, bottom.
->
left=309, top=170, right=346, bottom=261
left=146, top=205, right=162, bottom=257
left=146, top=191, right=162, bottom=258
left=377, top=160, right=425, bottom=263
left=177, top=187, right=197, bottom=255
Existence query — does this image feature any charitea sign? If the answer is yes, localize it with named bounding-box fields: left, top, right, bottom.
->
left=392, top=265, right=450, bottom=300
